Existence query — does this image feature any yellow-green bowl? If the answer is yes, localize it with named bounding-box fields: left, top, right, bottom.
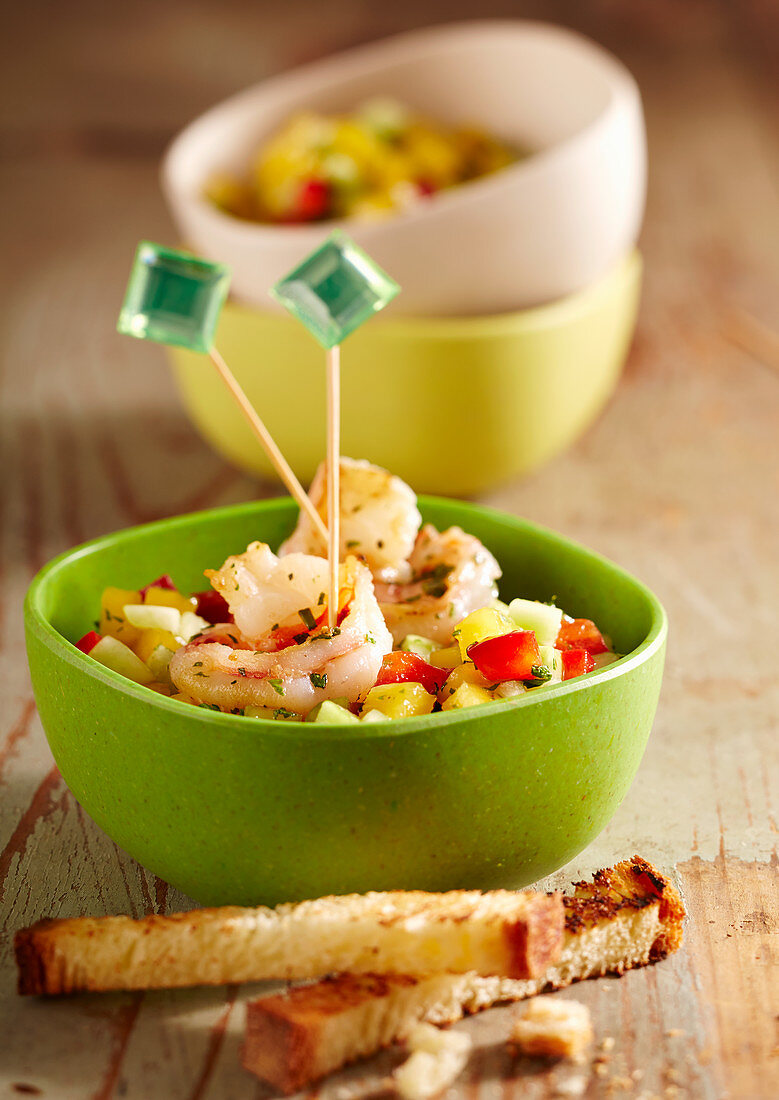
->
left=167, top=250, right=641, bottom=496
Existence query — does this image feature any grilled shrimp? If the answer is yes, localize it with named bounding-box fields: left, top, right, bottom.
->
left=279, top=457, right=421, bottom=584
left=169, top=544, right=392, bottom=714
left=374, top=525, right=501, bottom=646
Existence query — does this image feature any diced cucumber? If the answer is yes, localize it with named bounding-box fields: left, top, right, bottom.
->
left=89, top=635, right=154, bottom=684
left=489, top=598, right=513, bottom=616
left=178, top=611, right=210, bottom=641
left=123, top=603, right=181, bottom=634
left=146, top=644, right=175, bottom=684
left=306, top=700, right=360, bottom=724
left=537, top=644, right=563, bottom=683
left=400, top=634, right=436, bottom=660
left=245, top=705, right=302, bottom=721
left=508, top=598, right=564, bottom=645
left=360, top=708, right=390, bottom=723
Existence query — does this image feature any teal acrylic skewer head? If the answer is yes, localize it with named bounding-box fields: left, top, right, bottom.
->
left=117, top=242, right=231, bottom=353
left=270, top=231, right=399, bottom=348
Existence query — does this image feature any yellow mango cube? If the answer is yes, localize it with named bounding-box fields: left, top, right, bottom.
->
left=134, top=628, right=181, bottom=664
left=439, top=662, right=491, bottom=702
left=454, top=607, right=514, bottom=661
left=143, top=586, right=197, bottom=614
left=99, top=587, right=142, bottom=646
left=362, top=682, right=436, bottom=720
left=428, top=645, right=462, bottom=669
left=441, top=682, right=495, bottom=711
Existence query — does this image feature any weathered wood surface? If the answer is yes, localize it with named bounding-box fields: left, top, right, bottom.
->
left=1, top=2, right=777, bottom=1098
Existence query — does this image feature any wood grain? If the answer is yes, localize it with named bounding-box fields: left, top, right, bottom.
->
left=1, top=1, right=778, bottom=1097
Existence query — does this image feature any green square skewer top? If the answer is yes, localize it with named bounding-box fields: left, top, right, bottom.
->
left=270, top=232, right=400, bottom=348
left=117, top=242, right=231, bottom=353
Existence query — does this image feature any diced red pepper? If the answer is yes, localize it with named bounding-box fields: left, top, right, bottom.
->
left=561, top=648, right=596, bottom=680
left=556, top=618, right=609, bottom=655
left=140, top=574, right=176, bottom=600
left=466, top=630, right=540, bottom=682
left=374, top=651, right=449, bottom=695
left=293, top=178, right=330, bottom=222
left=416, top=177, right=437, bottom=197
left=194, top=589, right=234, bottom=625
left=75, top=630, right=102, bottom=654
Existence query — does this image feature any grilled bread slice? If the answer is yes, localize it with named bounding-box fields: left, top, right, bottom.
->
left=15, top=887, right=562, bottom=996
left=242, top=856, right=684, bottom=1093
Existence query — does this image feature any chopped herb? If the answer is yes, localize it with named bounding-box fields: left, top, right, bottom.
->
left=423, top=580, right=448, bottom=598
left=274, top=707, right=297, bottom=720
left=193, top=661, right=203, bottom=668
left=268, top=678, right=285, bottom=696
left=452, top=627, right=461, bottom=637
left=449, top=603, right=456, bottom=618
left=310, top=627, right=341, bottom=641
left=288, top=573, right=294, bottom=581
left=530, top=664, right=552, bottom=681
left=317, top=591, right=325, bottom=606
left=93, top=620, right=100, bottom=630
left=238, top=667, right=247, bottom=676
left=194, top=671, right=207, bottom=678
left=365, top=632, right=376, bottom=644
left=104, top=609, right=113, bottom=621
left=403, top=594, right=422, bottom=604
left=544, top=595, right=559, bottom=606
left=234, top=582, right=239, bottom=591
left=199, top=702, right=221, bottom=711
left=377, top=539, right=384, bottom=549
left=346, top=539, right=360, bottom=549
left=227, top=634, right=238, bottom=645
left=232, top=708, right=244, bottom=716
left=293, top=632, right=308, bottom=645
left=309, top=672, right=327, bottom=689
left=298, top=607, right=317, bottom=630
left=271, top=623, right=279, bottom=632
left=230, top=680, right=237, bottom=685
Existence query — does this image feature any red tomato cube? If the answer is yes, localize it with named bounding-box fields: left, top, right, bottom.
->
left=556, top=618, right=609, bottom=654
left=194, top=589, right=233, bottom=625
left=374, top=650, right=449, bottom=695
left=561, top=648, right=596, bottom=680
left=75, top=630, right=102, bottom=654
left=467, top=630, right=540, bottom=682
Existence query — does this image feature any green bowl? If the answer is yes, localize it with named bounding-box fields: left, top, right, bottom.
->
left=166, top=251, right=641, bottom=497
left=25, top=497, right=666, bottom=906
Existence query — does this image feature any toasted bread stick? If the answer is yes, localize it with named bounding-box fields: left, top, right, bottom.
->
left=242, top=857, right=684, bottom=1093
left=15, top=888, right=563, bottom=996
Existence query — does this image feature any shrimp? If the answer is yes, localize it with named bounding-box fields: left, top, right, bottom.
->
left=374, top=525, right=501, bottom=646
left=169, top=543, right=392, bottom=714
left=279, top=457, right=422, bottom=584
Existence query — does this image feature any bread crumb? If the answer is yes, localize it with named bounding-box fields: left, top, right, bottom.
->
left=393, top=1023, right=471, bottom=1100
left=510, top=998, right=593, bottom=1060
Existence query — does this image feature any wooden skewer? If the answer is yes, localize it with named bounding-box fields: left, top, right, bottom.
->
left=208, top=347, right=328, bottom=543
left=326, top=345, right=341, bottom=633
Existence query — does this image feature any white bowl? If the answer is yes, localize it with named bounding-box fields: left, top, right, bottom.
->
left=162, top=21, right=645, bottom=317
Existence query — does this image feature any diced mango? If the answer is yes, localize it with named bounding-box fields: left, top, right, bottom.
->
left=428, top=645, right=462, bottom=669
left=143, top=586, right=197, bottom=614
left=439, top=662, right=491, bottom=702
left=454, top=607, right=513, bottom=660
left=99, top=587, right=142, bottom=646
left=362, top=682, right=436, bottom=720
left=441, top=682, right=495, bottom=711
left=134, top=628, right=181, bottom=663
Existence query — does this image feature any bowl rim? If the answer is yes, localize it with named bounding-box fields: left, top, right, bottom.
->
left=219, top=249, right=641, bottom=336
left=25, top=496, right=667, bottom=739
left=161, top=19, right=643, bottom=246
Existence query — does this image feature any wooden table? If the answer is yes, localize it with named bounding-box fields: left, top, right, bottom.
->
left=1, top=3, right=777, bottom=1097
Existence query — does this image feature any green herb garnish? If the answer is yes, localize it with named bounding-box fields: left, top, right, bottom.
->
left=309, top=672, right=327, bottom=689
left=268, top=678, right=285, bottom=696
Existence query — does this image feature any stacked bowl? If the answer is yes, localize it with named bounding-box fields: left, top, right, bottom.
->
left=162, top=21, right=646, bottom=494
